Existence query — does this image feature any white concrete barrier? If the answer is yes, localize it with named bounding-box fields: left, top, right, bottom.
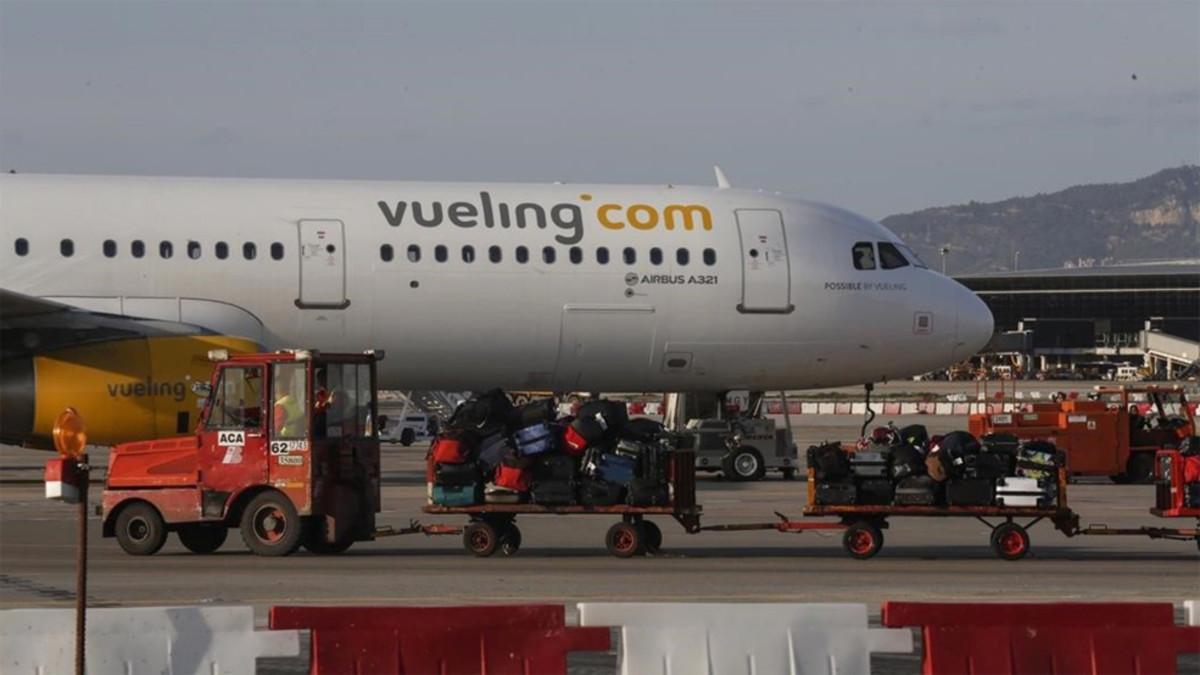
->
left=1187, top=600, right=1198, bottom=626
left=0, top=605, right=298, bottom=675
left=578, top=602, right=911, bottom=675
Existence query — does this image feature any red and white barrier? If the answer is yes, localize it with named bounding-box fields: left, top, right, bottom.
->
left=577, top=602, right=911, bottom=675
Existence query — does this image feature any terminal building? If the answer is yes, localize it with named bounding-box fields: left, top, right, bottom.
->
left=956, top=260, right=1200, bottom=378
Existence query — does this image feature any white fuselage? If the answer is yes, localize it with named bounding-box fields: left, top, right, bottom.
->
left=0, top=174, right=993, bottom=392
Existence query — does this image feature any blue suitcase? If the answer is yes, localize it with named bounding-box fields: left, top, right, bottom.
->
left=516, top=422, right=558, bottom=456
left=514, top=422, right=554, bottom=444
left=432, top=482, right=481, bottom=506
left=591, top=453, right=637, bottom=486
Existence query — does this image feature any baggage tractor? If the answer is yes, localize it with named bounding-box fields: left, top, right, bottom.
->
left=477, top=433, right=512, bottom=473
left=1188, top=483, right=1200, bottom=508
left=995, top=477, right=1049, bottom=508
left=587, top=452, right=637, bottom=486
left=850, top=450, right=889, bottom=478
left=530, top=479, right=576, bottom=505
left=531, top=454, right=576, bottom=482
left=578, top=478, right=625, bottom=506
left=432, top=482, right=482, bottom=507
left=814, top=481, right=857, bottom=505
left=894, top=475, right=938, bottom=505
left=857, top=478, right=895, bottom=505
left=946, top=478, right=995, bottom=506
left=435, top=462, right=480, bottom=487
left=484, top=486, right=524, bottom=504
left=811, top=443, right=851, bottom=481
left=890, top=444, right=925, bottom=480
left=626, top=477, right=669, bottom=506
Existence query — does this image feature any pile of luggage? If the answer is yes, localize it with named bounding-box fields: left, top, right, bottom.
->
left=428, top=389, right=676, bottom=507
left=809, top=425, right=1062, bottom=508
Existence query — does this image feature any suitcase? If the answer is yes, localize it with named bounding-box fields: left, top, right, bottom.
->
left=946, top=478, right=995, bottom=506
left=494, top=464, right=532, bottom=492
left=615, top=438, right=649, bottom=459
left=484, top=486, right=524, bottom=504
left=431, top=482, right=481, bottom=506
left=569, top=416, right=606, bottom=445
left=431, top=436, right=470, bottom=464
left=477, top=433, right=512, bottom=472
left=811, top=443, right=851, bottom=481
left=895, top=476, right=938, bottom=505
left=995, top=477, right=1049, bottom=508
left=962, top=452, right=1009, bottom=480
left=982, top=433, right=1020, bottom=455
left=532, top=454, right=577, bottom=481
left=899, top=424, right=930, bottom=450
left=588, top=452, right=637, bottom=486
left=563, top=425, right=590, bottom=454
left=435, top=462, right=480, bottom=487
left=890, top=444, right=926, bottom=480
left=624, top=418, right=666, bottom=442
left=850, top=450, right=889, bottom=478
left=514, top=422, right=555, bottom=445
left=578, top=400, right=629, bottom=434
left=514, top=398, right=558, bottom=427
left=446, top=388, right=514, bottom=433
left=1016, top=443, right=1058, bottom=481
left=579, top=478, right=625, bottom=506
left=626, top=477, right=670, bottom=506
left=926, top=452, right=949, bottom=482
left=814, top=481, right=857, bottom=505
left=530, top=479, right=575, bottom=505
left=857, top=478, right=895, bottom=505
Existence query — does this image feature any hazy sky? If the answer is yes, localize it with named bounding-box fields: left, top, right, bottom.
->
left=1, top=1, right=1196, bottom=218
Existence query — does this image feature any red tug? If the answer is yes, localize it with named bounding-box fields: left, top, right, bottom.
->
left=101, top=349, right=383, bottom=556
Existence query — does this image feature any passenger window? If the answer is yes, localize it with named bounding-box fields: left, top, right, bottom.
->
left=542, top=246, right=556, bottom=264
left=188, top=241, right=202, bottom=260
left=489, top=245, right=502, bottom=263
left=596, top=247, right=610, bottom=265
left=407, top=244, right=421, bottom=262
left=650, top=247, right=663, bottom=266
left=703, top=248, right=716, bottom=266
left=243, top=242, right=257, bottom=260
left=878, top=242, right=909, bottom=270
left=569, top=246, right=583, bottom=264
left=435, top=245, right=448, bottom=263
left=205, top=366, right=264, bottom=430
left=852, top=242, right=876, bottom=270
left=159, top=241, right=173, bottom=259
left=515, top=246, right=529, bottom=264
left=462, top=245, right=475, bottom=263
left=131, top=240, right=145, bottom=258
left=270, top=242, right=284, bottom=260
left=215, top=242, right=229, bottom=260
left=103, top=240, right=117, bottom=258
left=623, top=247, right=636, bottom=265
left=676, top=248, right=689, bottom=266
left=380, top=244, right=394, bottom=262
left=60, top=239, right=74, bottom=257
left=14, top=238, right=28, bottom=256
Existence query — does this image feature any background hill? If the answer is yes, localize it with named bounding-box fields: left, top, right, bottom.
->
left=881, top=166, right=1200, bottom=274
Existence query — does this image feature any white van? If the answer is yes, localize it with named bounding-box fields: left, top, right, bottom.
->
left=380, top=413, right=435, bottom=446
left=1115, top=365, right=1143, bottom=381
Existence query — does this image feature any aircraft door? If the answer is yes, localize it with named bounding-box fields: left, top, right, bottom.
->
left=735, top=209, right=793, bottom=313
left=297, top=219, right=349, bottom=309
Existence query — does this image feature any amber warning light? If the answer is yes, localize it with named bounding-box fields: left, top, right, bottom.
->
left=45, top=408, right=87, bottom=503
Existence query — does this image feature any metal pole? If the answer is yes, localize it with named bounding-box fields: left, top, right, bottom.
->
left=76, top=454, right=88, bottom=675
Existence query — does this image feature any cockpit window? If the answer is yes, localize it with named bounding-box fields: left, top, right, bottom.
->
left=878, top=242, right=910, bottom=270
left=898, top=244, right=927, bottom=269
left=852, top=242, right=876, bottom=270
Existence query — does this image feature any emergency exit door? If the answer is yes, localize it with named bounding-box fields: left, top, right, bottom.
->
left=296, top=220, right=349, bottom=309
left=735, top=209, right=792, bottom=313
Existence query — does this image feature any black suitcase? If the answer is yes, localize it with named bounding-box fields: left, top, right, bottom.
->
left=447, top=388, right=514, bottom=433
left=477, top=433, right=513, bottom=473
left=814, top=481, right=857, bottom=505
left=578, top=399, right=629, bottom=433
left=899, top=424, right=930, bottom=450
left=982, top=432, right=1020, bottom=455
left=946, top=478, right=995, bottom=506
left=579, top=478, right=625, bottom=506
left=515, top=398, right=558, bottom=427
left=570, top=416, right=606, bottom=445
left=890, top=444, right=926, bottom=480
left=857, top=478, right=895, bottom=505
left=810, top=443, right=851, bottom=481
left=436, top=462, right=480, bottom=487
left=963, top=452, right=1009, bottom=480
left=626, top=477, right=670, bottom=506
left=531, top=453, right=577, bottom=481
left=850, top=450, right=890, bottom=478
left=624, top=418, right=666, bottom=442
left=895, top=475, right=938, bottom=505
left=530, top=479, right=576, bottom=505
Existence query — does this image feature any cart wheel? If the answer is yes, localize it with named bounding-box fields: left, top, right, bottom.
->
left=177, top=524, right=227, bottom=554
left=990, top=523, right=1030, bottom=561
left=842, top=521, right=884, bottom=560
left=240, top=491, right=303, bottom=557
left=114, top=502, right=168, bottom=556
left=464, top=521, right=499, bottom=557
left=498, top=524, right=522, bottom=556
left=302, top=519, right=355, bottom=555
left=606, top=522, right=644, bottom=558
left=641, top=521, right=663, bottom=555
left=723, top=447, right=767, bottom=482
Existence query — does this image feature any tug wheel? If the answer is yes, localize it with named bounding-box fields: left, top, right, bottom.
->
left=991, top=523, right=1030, bottom=561
left=842, top=521, right=884, bottom=560
left=240, top=491, right=303, bottom=556
left=606, top=522, right=644, bottom=558
left=115, top=502, right=168, bottom=556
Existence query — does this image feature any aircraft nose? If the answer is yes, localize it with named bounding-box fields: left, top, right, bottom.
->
left=955, top=282, right=995, bottom=358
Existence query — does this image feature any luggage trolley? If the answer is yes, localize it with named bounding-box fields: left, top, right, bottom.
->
left=421, top=449, right=702, bottom=558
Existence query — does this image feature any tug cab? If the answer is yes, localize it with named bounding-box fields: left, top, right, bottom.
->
left=101, top=349, right=382, bottom=556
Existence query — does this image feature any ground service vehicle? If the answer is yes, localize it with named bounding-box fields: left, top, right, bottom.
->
left=686, top=417, right=799, bottom=481
left=968, top=385, right=1195, bottom=483
left=101, top=350, right=382, bottom=556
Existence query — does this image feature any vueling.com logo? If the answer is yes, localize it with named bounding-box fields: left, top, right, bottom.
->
left=378, top=192, right=712, bottom=245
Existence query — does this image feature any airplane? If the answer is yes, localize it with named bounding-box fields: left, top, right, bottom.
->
left=0, top=169, right=993, bottom=447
